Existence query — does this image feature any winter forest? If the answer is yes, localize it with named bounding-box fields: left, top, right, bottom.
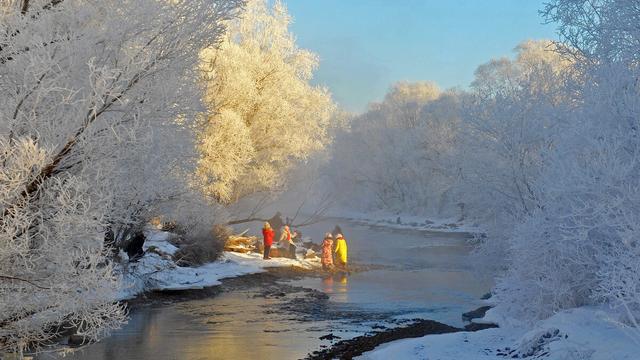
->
left=2, top=0, right=640, bottom=359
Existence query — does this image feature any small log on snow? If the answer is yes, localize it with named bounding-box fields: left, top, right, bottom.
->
left=224, top=235, right=258, bottom=253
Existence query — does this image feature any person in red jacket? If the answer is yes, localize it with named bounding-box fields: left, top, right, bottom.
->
left=262, top=222, right=274, bottom=260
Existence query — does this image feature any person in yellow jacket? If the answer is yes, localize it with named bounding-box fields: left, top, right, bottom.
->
left=334, top=233, right=348, bottom=270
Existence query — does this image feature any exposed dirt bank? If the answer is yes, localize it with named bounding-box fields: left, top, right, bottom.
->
left=305, top=319, right=461, bottom=360
left=305, top=304, right=498, bottom=360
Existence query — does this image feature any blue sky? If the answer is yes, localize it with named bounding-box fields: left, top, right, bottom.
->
left=285, top=0, right=558, bottom=113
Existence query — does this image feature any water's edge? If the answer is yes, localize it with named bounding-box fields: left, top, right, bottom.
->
left=36, top=218, right=493, bottom=360
left=68, top=265, right=493, bottom=360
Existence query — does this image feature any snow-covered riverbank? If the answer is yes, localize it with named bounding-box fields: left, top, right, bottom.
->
left=117, top=229, right=321, bottom=300
left=359, top=306, right=639, bottom=359
left=319, top=214, right=636, bottom=358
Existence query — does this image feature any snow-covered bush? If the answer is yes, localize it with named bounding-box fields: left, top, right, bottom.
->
left=0, top=137, right=126, bottom=353
left=458, top=40, right=577, bottom=268
left=495, top=62, right=640, bottom=326
left=493, top=1, right=640, bottom=330
left=173, top=224, right=232, bottom=266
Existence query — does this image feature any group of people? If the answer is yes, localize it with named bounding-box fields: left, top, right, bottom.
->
left=261, top=222, right=298, bottom=260
left=321, top=232, right=348, bottom=271
left=260, top=222, right=349, bottom=271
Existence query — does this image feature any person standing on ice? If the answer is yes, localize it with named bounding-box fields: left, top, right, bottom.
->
left=280, top=225, right=297, bottom=259
left=321, top=233, right=334, bottom=271
left=334, top=233, right=348, bottom=270
left=262, top=222, right=274, bottom=260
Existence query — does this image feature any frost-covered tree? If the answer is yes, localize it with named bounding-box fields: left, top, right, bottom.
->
left=197, top=0, right=336, bottom=204
left=381, top=81, right=442, bottom=128
left=0, top=138, right=125, bottom=354
left=324, top=41, right=575, bottom=222
left=0, top=0, right=240, bottom=354
left=456, top=40, right=577, bottom=265
left=324, top=81, right=466, bottom=216
left=462, top=40, right=574, bottom=216
left=493, top=1, right=640, bottom=330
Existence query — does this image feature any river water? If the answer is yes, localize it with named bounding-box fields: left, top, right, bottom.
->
left=42, top=219, right=492, bottom=360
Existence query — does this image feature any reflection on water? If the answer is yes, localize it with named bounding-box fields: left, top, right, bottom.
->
left=321, top=274, right=349, bottom=299
left=292, top=267, right=489, bottom=327
left=39, top=219, right=492, bottom=360
left=322, top=275, right=334, bottom=293
left=339, top=274, right=348, bottom=286
left=49, top=288, right=347, bottom=360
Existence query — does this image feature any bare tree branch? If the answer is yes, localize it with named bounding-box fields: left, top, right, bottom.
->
left=0, top=275, right=50, bottom=290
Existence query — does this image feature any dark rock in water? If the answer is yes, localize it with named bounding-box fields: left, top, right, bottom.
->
left=68, top=335, right=90, bottom=346
left=481, top=292, right=492, bottom=300
left=319, top=333, right=341, bottom=341
left=462, top=305, right=492, bottom=322
left=396, top=217, right=401, bottom=224
left=464, top=322, right=499, bottom=331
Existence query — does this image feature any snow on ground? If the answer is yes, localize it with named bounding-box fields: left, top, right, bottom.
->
left=117, top=230, right=321, bottom=300
left=331, top=209, right=482, bottom=234
left=359, top=307, right=640, bottom=360
left=224, top=250, right=321, bottom=270
left=142, top=229, right=179, bottom=255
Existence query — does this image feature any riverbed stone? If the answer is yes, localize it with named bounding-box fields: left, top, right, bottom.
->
left=464, top=322, right=499, bottom=331
left=67, top=334, right=90, bottom=346
left=462, top=305, right=492, bottom=322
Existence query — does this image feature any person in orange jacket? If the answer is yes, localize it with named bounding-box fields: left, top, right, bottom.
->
left=321, top=233, right=334, bottom=271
